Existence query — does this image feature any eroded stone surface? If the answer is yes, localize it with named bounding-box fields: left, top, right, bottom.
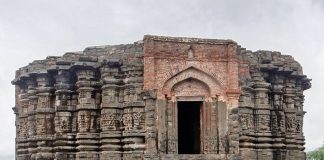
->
left=12, top=35, right=311, bottom=160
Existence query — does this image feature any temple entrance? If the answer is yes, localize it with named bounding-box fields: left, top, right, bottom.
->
left=177, top=101, right=202, bottom=154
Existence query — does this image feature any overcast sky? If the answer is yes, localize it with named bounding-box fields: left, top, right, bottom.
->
left=0, top=0, right=323, bottom=159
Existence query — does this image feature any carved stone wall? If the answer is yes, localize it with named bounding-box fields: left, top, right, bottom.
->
left=12, top=35, right=311, bottom=160
left=237, top=49, right=311, bottom=160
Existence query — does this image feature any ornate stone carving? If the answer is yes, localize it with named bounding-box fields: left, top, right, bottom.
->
left=36, top=115, right=53, bottom=135
left=28, top=116, right=36, bottom=137
left=167, top=135, right=177, bottom=154
left=259, top=115, right=270, bottom=132
left=101, top=112, right=121, bottom=131
left=37, top=95, right=51, bottom=109
left=18, top=118, right=28, bottom=138
left=277, top=112, right=286, bottom=133
left=12, top=35, right=311, bottom=160
left=204, top=136, right=218, bottom=153
left=122, top=113, right=133, bottom=131
left=270, top=113, right=278, bottom=132
left=296, top=117, right=302, bottom=133
left=55, top=113, right=71, bottom=132
left=133, top=111, right=144, bottom=130
left=239, top=113, right=253, bottom=131
left=78, top=111, right=93, bottom=132
left=286, top=115, right=296, bottom=133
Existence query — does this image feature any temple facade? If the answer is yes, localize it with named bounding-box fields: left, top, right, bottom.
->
left=12, top=35, right=311, bottom=160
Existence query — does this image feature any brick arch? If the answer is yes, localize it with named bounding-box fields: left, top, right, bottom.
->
left=162, top=67, right=224, bottom=97
left=171, top=78, right=211, bottom=97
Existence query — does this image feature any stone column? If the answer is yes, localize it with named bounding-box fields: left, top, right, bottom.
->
left=122, top=66, right=146, bottom=160
left=100, top=60, right=123, bottom=160
left=295, top=79, right=306, bottom=153
left=16, top=81, right=29, bottom=160
left=54, top=69, right=76, bottom=160
left=251, top=72, right=272, bottom=159
left=226, top=93, right=240, bottom=155
left=203, top=98, right=219, bottom=154
left=12, top=82, right=20, bottom=160
left=269, top=75, right=286, bottom=159
left=26, top=77, right=38, bottom=159
left=143, top=90, right=158, bottom=160
left=35, top=73, right=55, bottom=160
left=283, top=78, right=299, bottom=159
left=156, top=98, right=167, bottom=154
left=75, top=68, right=100, bottom=160
left=166, top=97, right=177, bottom=155
left=238, top=86, right=255, bottom=156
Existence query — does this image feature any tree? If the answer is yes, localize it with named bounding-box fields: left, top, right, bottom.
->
left=307, top=145, right=324, bottom=160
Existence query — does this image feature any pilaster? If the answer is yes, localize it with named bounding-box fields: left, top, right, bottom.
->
left=75, top=67, right=100, bottom=160
left=54, top=68, right=77, bottom=160
left=35, top=73, right=55, bottom=160
left=100, top=59, right=123, bottom=160
left=122, top=65, right=146, bottom=160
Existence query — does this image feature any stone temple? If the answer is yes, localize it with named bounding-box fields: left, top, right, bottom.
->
left=12, top=35, right=311, bottom=160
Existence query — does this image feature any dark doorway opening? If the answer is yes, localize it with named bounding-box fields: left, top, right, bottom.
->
left=178, top=101, right=201, bottom=154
